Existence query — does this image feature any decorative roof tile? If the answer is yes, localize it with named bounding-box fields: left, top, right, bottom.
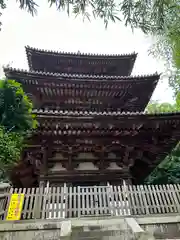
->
left=26, top=45, right=137, bottom=58
left=4, top=67, right=160, bottom=82
left=32, top=109, right=180, bottom=117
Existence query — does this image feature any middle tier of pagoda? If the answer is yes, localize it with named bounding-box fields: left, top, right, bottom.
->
left=4, top=68, right=159, bottom=112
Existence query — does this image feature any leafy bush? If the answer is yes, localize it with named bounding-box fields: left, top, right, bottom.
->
left=0, top=126, right=23, bottom=181
left=146, top=101, right=180, bottom=184
left=146, top=144, right=180, bottom=184
left=0, top=79, right=37, bottom=182
left=0, top=79, right=37, bottom=134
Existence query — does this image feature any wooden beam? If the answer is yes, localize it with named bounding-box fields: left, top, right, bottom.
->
left=40, top=170, right=132, bottom=183
left=68, top=147, right=72, bottom=170
left=40, top=146, right=48, bottom=177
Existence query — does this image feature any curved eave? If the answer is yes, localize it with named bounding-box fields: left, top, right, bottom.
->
left=4, top=67, right=160, bottom=82
left=33, top=109, right=180, bottom=121
left=26, top=45, right=137, bottom=59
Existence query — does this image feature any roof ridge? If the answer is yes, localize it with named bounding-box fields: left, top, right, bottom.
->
left=4, top=67, right=160, bottom=80
left=32, top=109, right=180, bottom=117
left=25, top=45, right=138, bottom=58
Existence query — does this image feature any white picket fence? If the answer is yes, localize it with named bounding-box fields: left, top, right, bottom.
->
left=2, top=183, right=180, bottom=220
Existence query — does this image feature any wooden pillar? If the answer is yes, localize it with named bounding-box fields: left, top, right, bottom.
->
left=99, top=153, right=104, bottom=170
left=99, top=146, right=105, bottom=170
left=37, top=93, right=43, bottom=108
left=68, top=147, right=72, bottom=170
left=42, top=146, right=48, bottom=174
left=39, top=146, right=48, bottom=187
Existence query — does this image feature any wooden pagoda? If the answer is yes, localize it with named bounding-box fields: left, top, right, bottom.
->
left=4, top=46, right=180, bottom=187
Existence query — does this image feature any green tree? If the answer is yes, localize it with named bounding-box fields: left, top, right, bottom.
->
left=146, top=101, right=178, bottom=113
left=0, top=0, right=179, bottom=31
left=0, top=79, right=37, bottom=182
left=146, top=100, right=180, bottom=184
left=0, top=79, right=37, bottom=134
left=0, top=126, right=23, bottom=182
left=146, top=143, right=180, bottom=184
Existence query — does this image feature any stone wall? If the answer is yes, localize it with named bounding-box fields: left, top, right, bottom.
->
left=0, top=220, right=71, bottom=240
left=141, top=223, right=180, bottom=239
left=1, top=215, right=180, bottom=239
left=0, top=217, right=155, bottom=240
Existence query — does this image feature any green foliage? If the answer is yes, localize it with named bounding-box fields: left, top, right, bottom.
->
left=147, top=1, right=180, bottom=95
left=15, top=0, right=180, bottom=33
left=0, top=126, right=23, bottom=181
left=0, top=79, right=37, bottom=182
left=146, top=144, right=180, bottom=184
left=146, top=101, right=178, bottom=113
left=146, top=100, right=180, bottom=184
left=0, top=79, right=37, bottom=134
left=0, top=0, right=178, bottom=30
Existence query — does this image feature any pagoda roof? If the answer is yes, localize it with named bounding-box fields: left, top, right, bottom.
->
left=34, top=109, right=180, bottom=126
left=25, top=46, right=137, bottom=76
left=33, top=108, right=179, bottom=118
left=4, top=68, right=159, bottom=112
left=30, top=110, right=180, bottom=184
left=4, top=67, right=159, bottom=81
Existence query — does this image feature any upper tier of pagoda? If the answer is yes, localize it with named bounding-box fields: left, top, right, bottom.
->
left=26, top=46, right=137, bottom=76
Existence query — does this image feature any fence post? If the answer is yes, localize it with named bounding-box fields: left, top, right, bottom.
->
left=78, top=186, right=81, bottom=218
left=107, top=183, right=116, bottom=216
left=34, top=186, right=44, bottom=219
left=0, top=183, right=11, bottom=219
left=0, top=183, right=11, bottom=192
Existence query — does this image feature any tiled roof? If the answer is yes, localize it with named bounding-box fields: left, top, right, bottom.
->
left=26, top=45, right=137, bottom=58
left=32, top=109, right=180, bottom=118
left=4, top=67, right=160, bottom=81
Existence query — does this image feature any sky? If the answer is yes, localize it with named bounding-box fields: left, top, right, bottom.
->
left=0, top=0, right=174, bottom=103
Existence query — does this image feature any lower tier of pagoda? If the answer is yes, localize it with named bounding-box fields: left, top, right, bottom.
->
left=10, top=110, right=180, bottom=187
